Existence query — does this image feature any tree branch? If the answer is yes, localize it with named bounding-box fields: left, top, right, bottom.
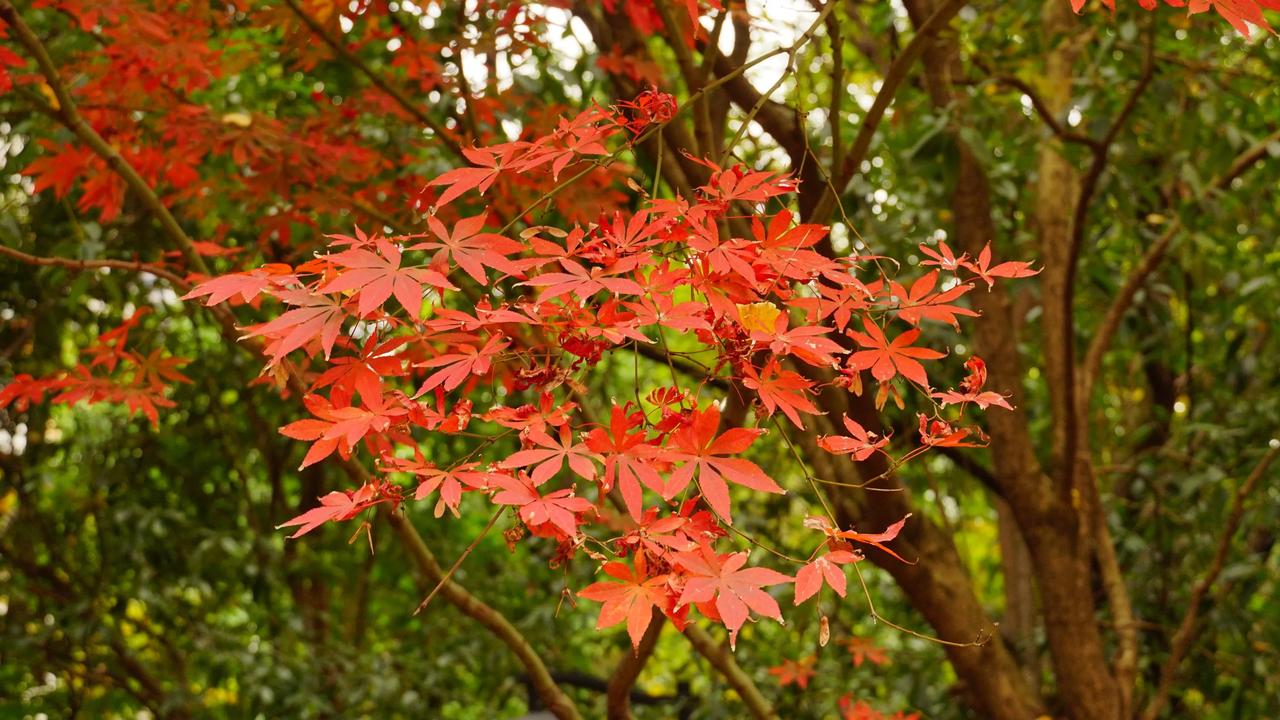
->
left=806, top=0, right=968, bottom=224
left=382, top=506, right=583, bottom=720
left=0, top=9, right=582, bottom=716
left=606, top=610, right=666, bottom=720
left=681, top=624, right=778, bottom=720
left=965, top=72, right=1099, bottom=148
left=0, top=245, right=191, bottom=290
left=0, top=0, right=209, bottom=277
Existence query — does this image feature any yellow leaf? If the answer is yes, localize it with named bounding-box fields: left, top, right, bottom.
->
left=306, top=0, right=336, bottom=23
left=736, top=302, right=780, bottom=334
left=221, top=112, right=253, bottom=128
left=0, top=489, right=17, bottom=517
left=38, top=82, right=59, bottom=111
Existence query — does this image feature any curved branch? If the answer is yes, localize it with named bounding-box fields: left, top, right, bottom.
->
left=0, top=245, right=191, bottom=290
left=382, top=508, right=583, bottom=720
left=606, top=610, right=666, bottom=720
left=966, top=72, right=1099, bottom=148
left=0, top=0, right=209, bottom=277
left=0, top=9, right=583, bottom=716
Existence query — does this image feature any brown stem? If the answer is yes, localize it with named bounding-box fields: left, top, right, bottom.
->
left=0, top=8, right=582, bottom=713
left=1079, top=126, right=1280, bottom=403
left=681, top=624, right=778, bottom=720
left=0, top=1, right=209, bottom=277
left=0, top=245, right=191, bottom=289
left=605, top=609, right=666, bottom=720
left=382, top=507, right=583, bottom=720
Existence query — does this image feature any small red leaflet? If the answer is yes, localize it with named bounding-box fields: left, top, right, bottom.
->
left=741, top=359, right=822, bottom=429
left=767, top=655, right=817, bottom=689
left=816, top=416, right=891, bottom=462
left=962, top=242, right=1039, bottom=289
left=320, top=236, right=455, bottom=317
left=501, top=424, right=600, bottom=486
left=846, top=318, right=945, bottom=388
left=488, top=472, right=595, bottom=537
left=672, top=541, right=792, bottom=649
left=277, top=483, right=383, bottom=539
left=577, top=553, right=670, bottom=649
left=664, top=405, right=784, bottom=522
left=793, top=549, right=858, bottom=604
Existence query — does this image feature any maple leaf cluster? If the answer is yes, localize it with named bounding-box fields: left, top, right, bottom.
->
left=1071, top=0, right=1280, bottom=36
left=174, top=88, right=1044, bottom=649
left=0, top=308, right=191, bottom=428
left=3, top=0, right=632, bottom=251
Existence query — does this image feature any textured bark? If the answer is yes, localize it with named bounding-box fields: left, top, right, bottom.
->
left=897, top=1, right=1124, bottom=716
left=996, top=499, right=1039, bottom=693
left=1033, top=0, right=1086, bottom=481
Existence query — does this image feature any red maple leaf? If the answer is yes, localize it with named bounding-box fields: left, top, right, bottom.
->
left=767, top=655, right=817, bottom=689
left=806, top=513, right=912, bottom=563
left=387, top=456, right=498, bottom=518
left=242, top=288, right=347, bottom=363
left=750, top=313, right=845, bottom=369
left=1072, top=0, right=1280, bottom=39
left=961, top=242, right=1039, bottom=289
left=616, top=500, right=726, bottom=558
left=918, top=414, right=987, bottom=448
left=793, top=549, right=858, bottom=604
left=816, top=415, right=891, bottom=462
left=488, top=472, right=594, bottom=537
left=672, top=542, right=792, bottom=648
left=918, top=241, right=966, bottom=272
left=578, top=554, right=671, bottom=649
left=320, top=236, right=455, bottom=317
left=846, top=318, right=945, bottom=388
left=427, top=146, right=502, bottom=207
left=415, top=334, right=509, bottom=394
left=279, top=393, right=404, bottom=469
left=312, top=334, right=407, bottom=407
left=181, top=264, right=295, bottom=306
left=837, top=515, right=911, bottom=563
left=889, top=271, right=977, bottom=328
left=277, top=483, right=381, bottom=539
left=664, top=405, right=784, bottom=522
left=501, top=424, right=600, bottom=486
left=842, top=637, right=890, bottom=669
left=932, top=355, right=1012, bottom=410
left=741, top=359, right=822, bottom=429
left=415, top=213, right=526, bottom=284
left=583, top=404, right=664, bottom=520
left=518, top=256, right=646, bottom=301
